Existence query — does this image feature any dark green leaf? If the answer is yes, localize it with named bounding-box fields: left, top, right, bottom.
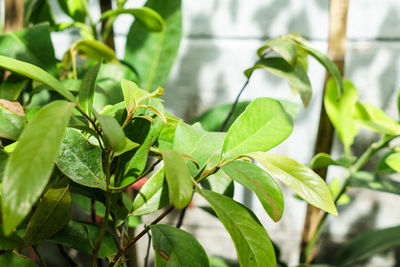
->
left=162, top=150, right=193, bottom=209
left=124, top=0, right=182, bottom=92
left=222, top=161, right=284, bottom=222
left=2, top=101, right=74, bottom=235
left=348, top=171, right=400, bottom=195
left=334, top=225, right=400, bottom=266
left=23, top=178, right=72, bottom=246
left=0, top=100, right=26, bottom=140
left=245, top=58, right=312, bottom=107
left=0, top=252, right=38, bottom=267
left=25, top=0, right=55, bottom=27
left=201, top=189, right=276, bottom=267
left=310, top=153, right=356, bottom=169
left=47, top=220, right=118, bottom=259
left=57, top=0, right=86, bottom=22
left=248, top=152, right=338, bottom=216
left=0, top=230, right=23, bottom=250
left=257, top=39, right=297, bottom=66
left=0, top=56, right=76, bottom=102
left=132, top=167, right=169, bottom=216
left=57, top=128, right=106, bottom=190
left=324, top=79, right=359, bottom=154
left=0, top=74, right=28, bottom=100
left=222, top=98, right=293, bottom=160
left=100, top=7, right=164, bottom=32
left=78, top=62, right=101, bottom=115
left=150, top=224, right=209, bottom=267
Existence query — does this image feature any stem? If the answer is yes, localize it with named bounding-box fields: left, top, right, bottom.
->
left=176, top=208, right=187, bottom=228
left=109, top=206, right=174, bottom=266
left=33, top=245, right=46, bottom=267
left=92, top=153, right=112, bottom=266
left=144, top=233, right=152, bottom=267
left=57, top=245, right=77, bottom=267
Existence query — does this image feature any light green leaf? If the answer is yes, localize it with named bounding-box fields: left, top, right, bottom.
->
left=201, top=169, right=234, bottom=198
left=324, top=79, right=359, bottom=155
left=257, top=39, right=297, bottom=66
left=57, top=0, right=86, bottom=22
left=334, top=225, right=400, bottom=266
left=56, top=128, right=106, bottom=190
left=386, top=151, right=400, bottom=172
left=2, top=101, right=74, bottom=235
left=222, top=98, right=293, bottom=160
left=92, top=108, right=126, bottom=152
left=124, top=0, right=182, bottom=92
left=78, top=62, right=101, bottom=115
left=310, top=153, right=356, bottom=169
left=245, top=58, right=312, bottom=107
left=0, top=252, right=38, bottom=267
left=23, top=178, right=72, bottom=246
left=353, top=102, right=400, bottom=135
left=121, top=79, right=139, bottom=113
left=132, top=167, right=169, bottom=216
left=100, top=7, right=164, bottom=32
left=221, top=161, right=284, bottom=222
left=248, top=152, right=338, bottom=216
left=174, top=121, right=225, bottom=176
left=0, top=101, right=26, bottom=140
left=157, top=112, right=181, bottom=150
left=72, top=39, right=117, bottom=63
left=47, top=220, right=118, bottom=259
left=328, top=178, right=350, bottom=205
left=0, top=55, right=75, bottom=102
left=150, top=224, right=209, bottom=267
left=162, top=150, right=193, bottom=209
left=201, top=189, right=276, bottom=267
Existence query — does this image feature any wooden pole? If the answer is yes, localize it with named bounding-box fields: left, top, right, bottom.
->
left=4, top=0, right=24, bottom=32
left=299, top=0, right=349, bottom=263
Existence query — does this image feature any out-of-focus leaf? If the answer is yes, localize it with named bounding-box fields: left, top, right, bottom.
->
left=71, top=40, right=118, bottom=64
left=57, top=0, right=86, bottom=22
left=23, top=179, right=72, bottom=246
left=328, top=178, right=350, bottom=205
left=2, top=101, right=74, bottom=235
left=310, top=153, right=356, bottom=169
left=25, top=0, right=55, bottom=27
left=0, top=148, right=8, bottom=181
left=348, top=171, right=400, bottom=195
left=201, top=189, right=276, bottom=267
left=0, top=230, right=23, bottom=250
left=124, top=0, right=182, bottom=92
left=245, top=58, right=312, bottom=107
left=0, top=100, right=26, bottom=140
left=222, top=98, right=293, bottom=160
left=150, top=224, right=209, bottom=267
left=0, top=74, right=28, bottom=100
left=257, top=39, right=297, bottom=66
left=248, top=152, right=338, bottom=216
left=385, top=151, right=400, bottom=172
left=0, top=252, right=38, bottom=267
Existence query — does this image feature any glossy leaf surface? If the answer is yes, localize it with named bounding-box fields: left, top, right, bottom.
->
left=245, top=58, right=312, bottom=107
left=257, top=39, right=297, bottom=66
left=57, top=128, right=106, bottom=190
left=2, top=101, right=74, bottom=234
left=249, top=152, right=338, bottom=216
left=124, top=0, right=182, bottom=92
left=222, top=161, right=284, bottom=221
left=162, top=150, right=193, bottom=209
left=201, top=189, right=276, bottom=267
left=150, top=224, right=209, bottom=267
left=24, top=179, right=72, bottom=246
left=222, top=98, right=293, bottom=160
left=78, top=62, right=101, bottom=115
left=132, top=167, right=169, bottom=216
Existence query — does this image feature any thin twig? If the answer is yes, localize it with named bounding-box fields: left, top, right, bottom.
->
left=33, top=245, right=46, bottom=267
left=144, top=232, right=152, bottom=267
left=109, top=206, right=174, bottom=266
left=176, top=207, right=187, bottom=228
left=57, top=245, right=78, bottom=267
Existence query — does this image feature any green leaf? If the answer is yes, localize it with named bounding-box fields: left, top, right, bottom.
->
left=0, top=230, right=23, bottom=250
left=174, top=121, right=225, bottom=176
left=257, top=39, right=297, bottom=66
left=334, top=225, right=400, bottom=266
left=100, top=7, right=164, bottom=32
left=162, top=150, right=193, bottom=209
left=0, top=252, right=38, bottom=267
left=386, top=151, right=400, bottom=172
left=291, top=37, right=343, bottom=96
left=0, top=100, right=26, bottom=140
left=328, top=178, right=350, bottom=205
left=348, top=171, right=400, bottom=195
left=56, top=128, right=106, bottom=190
left=310, top=153, right=356, bottom=169
left=245, top=58, right=312, bottom=107
left=0, top=25, right=57, bottom=75
left=92, top=108, right=126, bottom=152
left=25, top=0, right=55, bottom=27
left=72, top=40, right=118, bottom=64
left=132, top=167, right=169, bottom=216
left=221, top=161, right=284, bottom=222
left=57, top=0, right=86, bottom=22
left=47, top=220, right=118, bottom=259
left=201, top=169, right=234, bottom=198
left=23, top=179, right=72, bottom=246
left=0, top=56, right=76, bottom=102
left=201, top=189, right=276, bottom=267
left=78, top=62, right=101, bottom=115
left=157, top=112, right=181, bottom=150
left=2, top=101, right=74, bottom=235
left=0, top=148, right=8, bottom=181
left=0, top=74, right=28, bottom=100
left=222, top=98, right=293, bottom=160
left=353, top=102, right=400, bottom=135
left=121, top=79, right=139, bottom=113
left=248, top=152, right=338, bottom=216
left=124, top=0, right=182, bottom=92
left=150, top=224, right=209, bottom=267
left=324, top=79, right=359, bottom=155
